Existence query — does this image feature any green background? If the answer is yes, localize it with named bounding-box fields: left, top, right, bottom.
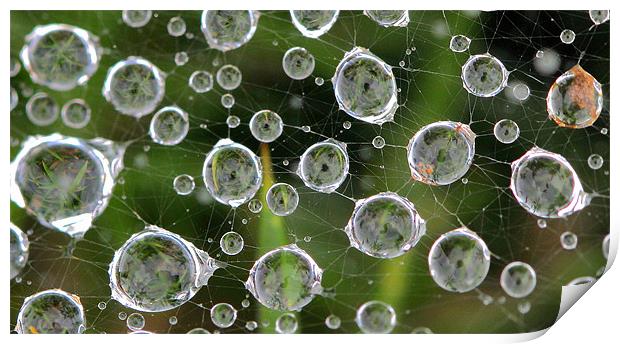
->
left=10, top=10, right=609, bottom=334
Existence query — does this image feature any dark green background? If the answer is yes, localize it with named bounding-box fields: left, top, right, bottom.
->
left=10, top=10, right=609, bottom=334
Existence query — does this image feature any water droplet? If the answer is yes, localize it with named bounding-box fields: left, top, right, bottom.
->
left=314, top=77, right=324, bottom=86
left=275, top=313, right=298, bottom=334
left=325, top=314, right=341, bottom=330
left=517, top=301, right=531, bottom=314
left=588, top=154, right=604, bottom=170
left=603, top=234, right=610, bottom=259
left=201, top=11, right=259, bottom=51
left=283, top=47, right=315, bottom=80
left=560, top=231, right=578, bottom=250
left=494, top=119, right=520, bottom=144
left=126, top=313, right=145, bottom=331
left=298, top=139, right=349, bottom=193
left=537, top=219, right=547, bottom=229
left=118, top=312, right=127, bottom=320
left=500, top=261, right=537, bottom=298
left=149, top=106, right=189, bottom=146
left=345, top=192, right=425, bottom=258
left=428, top=227, right=490, bottom=293
left=510, top=147, right=589, bottom=218
left=220, top=231, right=244, bottom=255
left=461, top=53, right=508, bottom=97
left=512, top=83, right=530, bottom=101
left=221, top=93, right=235, bottom=109
left=11, top=134, right=124, bottom=237
left=245, top=320, right=258, bottom=331
left=290, top=10, right=339, bottom=38
left=364, top=10, right=409, bottom=27
left=266, top=183, right=299, bottom=216
left=167, top=16, right=187, bottom=37
left=103, top=57, right=165, bottom=118
left=189, top=70, right=214, bottom=93
left=449, top=34, right=471, bottom=52
left=26, top=92, right=58, bottom=126
left=546, top=65, right=602, bottom=129
left=248, top=199, right=263, bottom=213
left=174, top=51, right=189, bottom=66
left=187, top=327, right=209, bottom=334
left=407, top=121, right=475, bottom=185
left=203, top=139, right=262, bottom=207
left=589, top=10, right=610, bottom=25
left=211, top=303, right=237, bottom=328
left=333, top=47, right=397, bottom=125
left=15, top=289, right=85, bottom=334
left=10, top=223, right=29, bottom=280
left=168, top=316, right=178, bottom=325
left=61, top=99, right=91, bottom=129
left=122, top=10, right=152, bottom=28
left=250, top=110, right=283, bottom=143
left=109, top=226, right=219, bottom=312
left=97, top=301, right=107, bottom=310
left=173, top=174, right=195, bottom=195
left=20, top=24, right=102, bottom=91
left=372, top=136, right=386, bottom=149
left=226, top=115, right=240, bottom=128
left=355, top=301, right=396, bottom=334
left=216, top=64, right=242, bottom=90
left=246, top=244, right=322, bottom=311
left=560, top=29, right=575, bottom=44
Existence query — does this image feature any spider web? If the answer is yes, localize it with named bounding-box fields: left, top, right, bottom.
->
left=10, top=10, right=610, bottom=334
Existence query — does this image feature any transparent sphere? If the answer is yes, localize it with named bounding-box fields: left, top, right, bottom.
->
left=364, top=10, right=409, bottom=27
left=345, top=192, right=426, bottom=258
left=500, top=261, right=537, bottom=298
left=355, top=300, right=396, bottom=334
left=167, top=16, right=187, bottom=37
left=282, top=47, right=315, bottom=80
left=15, top=289, right=85, bottom=334
left=126, top=313, right=145, bottom=331
left=602, top=234, right=610, bottom=259
left=26, top=92, right=58, bottom=126
left=221, top=93, right=235, bottom=108
left=10, top=223, right=29, bottom=280
left=290, top=10, right=339, bottom=38
left=20, top=24, right=101, bottom=91
left=202, top=139, right=262, bottom=207
left=332, top=47, right=397, bottom=125
left=174, top=51, right=189, bottom=66
left=428, top=227, right=491, bottom=293
left=187, top=327, right=210, bottom=334
left=149, top=106, right=189, bottom=146
left=546, top=65, right=603, bottom=128
left=220, top=231, right=244, bottom=255
left=189, top=70, right=214, bottom=93
left=102, top=56, right=166, bottom=118
left=10, top=56, right=21, bottom=77
left=560, top=29, right=575, bottom=44
left=246, top=244, right=323, bottom=311
left=122, top=10, right=152, bottom=28
left=513, top=83, right=530, bottom=101
left=510, top=147, right=589, bottom=218
left=201, top=10, right=259, bottom=52
left=61, top=99, right=91, bottom=129
left=372, top=136, right=386, bottom=149
left=560, top=231, right=578, bottom=250
left=298, top=139, right=349, bottom=193
left=587, top=154, right=604, bottom=170
left=266, top=183, right=299, bottom=216
left=11, top=87, right=18, bottom=111
left=109, top=226, right=218, bottom=312
left=407, top=121, right=476, bottom=185
left=534, top=48, right=561, bottom=76
left=248, top=199, right=263, bottom=213
left=315, top=77, right=324, bottom=86
left=210, top=303, right=237, bottom=328
left=589, top=10, right=610, bottom=25
left=173, top=174, right=195, bottom=195
left=216, top=64, right=242, bottom=90
left=250, top=110, right=284, bottom=143
left=275, top=313, right=298, bottom=334
left=325, top=314, right=341, bottom=330
left=10, top=134, right=121, bottom=237
left=494, top=119, right=520, bottom=144
left=461, top=54, right=508, bottom=97
left=412, top=327, right=433, bottom=334
left=449, top=34, right=471, bottom=52
left=246, top=321, right=258, bottom=331
left=226, top=115, right=240, bottom=128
